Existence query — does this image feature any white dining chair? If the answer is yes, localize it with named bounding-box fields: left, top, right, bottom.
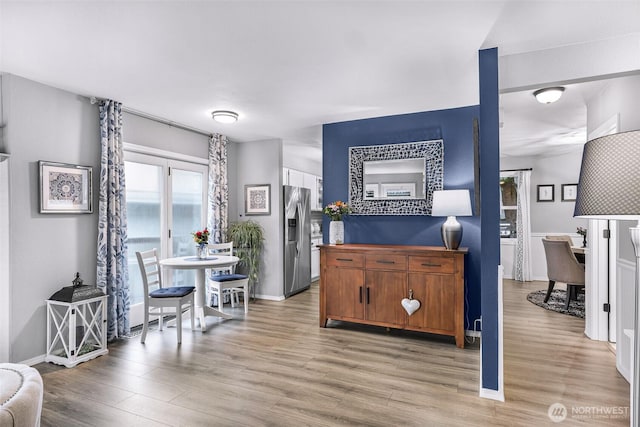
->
left=206, top=242, right=249, bottom=313
left=135, top=249, right=196, bottom=344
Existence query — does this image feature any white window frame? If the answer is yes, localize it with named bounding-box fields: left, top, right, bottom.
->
left=124, top=143, right=208, bottom=327
left=500, top=171, right=518, bottom=241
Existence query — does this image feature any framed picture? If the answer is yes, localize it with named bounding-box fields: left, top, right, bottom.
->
left=245, top=184, right=271, bottom=215
left=561, top=183, right=578, bottom=202
left=537, top=184, right=554, bottom=202
left=39, top=161, right=92, bottom=214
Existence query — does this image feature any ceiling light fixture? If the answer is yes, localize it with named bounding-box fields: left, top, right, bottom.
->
left=211, top=110, right=239, bottom=124
left=533, top=87, right=565, bottom=104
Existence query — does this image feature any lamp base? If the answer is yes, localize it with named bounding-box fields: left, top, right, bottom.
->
left=441, top=216, right=463, bottom=250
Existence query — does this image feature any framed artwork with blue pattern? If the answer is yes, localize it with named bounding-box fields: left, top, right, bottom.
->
left=39, top=161, right=93, bottom=213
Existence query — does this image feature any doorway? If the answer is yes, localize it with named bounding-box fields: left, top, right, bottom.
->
left=124, top=151, right=208, bottom=327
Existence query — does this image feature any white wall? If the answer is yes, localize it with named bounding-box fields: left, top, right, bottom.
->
left=2, top=74, right=101, bottom=362
left=233, top=139, right=284, bottom=300
left=282, top=142, right=321, bottom=176
left=1, top=74, right=211, bottom=363
left=501, top=149, right=588, bottom=234
left=124, top=112, right=208, bottom=158
left=0, top=155, right=10, bottom=362
left=586, top=73, right=640, bottom=382
left=586, top=74, right=640, bottom=263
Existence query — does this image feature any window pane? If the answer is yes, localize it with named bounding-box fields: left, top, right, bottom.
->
left=500, top=210, right=518, bottom=238
left=125, top=161, right=163, bottom=305
left=171, top=168, right=204, bottom=287
left=500, top=175, right=519, bottom=238
left=500, top=176, right=518, bottom=207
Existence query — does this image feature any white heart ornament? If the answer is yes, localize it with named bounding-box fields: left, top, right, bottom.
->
left=401, top=298, right=421, bottom=316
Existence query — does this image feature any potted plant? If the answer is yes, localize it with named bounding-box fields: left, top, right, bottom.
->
left=227, top=220, right=265, bottom=294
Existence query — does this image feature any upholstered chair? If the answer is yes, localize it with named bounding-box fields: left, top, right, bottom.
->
left=541, top=238, right=585, bottom=310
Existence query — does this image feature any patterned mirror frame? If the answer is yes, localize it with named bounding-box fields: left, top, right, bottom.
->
left=349, top=140, right=444, bottom=215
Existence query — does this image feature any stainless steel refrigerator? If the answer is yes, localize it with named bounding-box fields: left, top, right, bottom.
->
left=283, top=185, right=311, bottom=297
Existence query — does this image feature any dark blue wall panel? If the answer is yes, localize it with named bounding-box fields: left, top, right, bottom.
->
left=479, top=48, right=501, bottom=392
left=322, top=106, right=481, bottom=329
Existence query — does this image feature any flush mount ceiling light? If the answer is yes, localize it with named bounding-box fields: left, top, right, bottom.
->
left=533, top=87, right=565, bottom=104
left=211, top=110, right=239, bottom=124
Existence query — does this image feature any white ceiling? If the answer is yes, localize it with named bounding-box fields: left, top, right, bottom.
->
left=1, top=1, right=639, bottom=160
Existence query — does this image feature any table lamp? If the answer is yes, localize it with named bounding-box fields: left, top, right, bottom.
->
left=573, top=130, right=640, bottom=427
left=431, top=189, right=472, bottom=250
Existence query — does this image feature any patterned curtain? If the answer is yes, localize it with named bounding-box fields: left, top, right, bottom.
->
left=97, top=100, right=130, bottom=340
left=514, top=170, right=532, bottom=281
left=207, top=134, right=229, bottom=243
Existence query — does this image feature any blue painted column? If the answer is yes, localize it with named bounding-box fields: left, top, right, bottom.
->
left=479, top=47, right=501, bottom=392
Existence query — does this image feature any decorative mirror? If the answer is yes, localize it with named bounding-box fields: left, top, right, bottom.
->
left=349, top=140, right=444, bottom=215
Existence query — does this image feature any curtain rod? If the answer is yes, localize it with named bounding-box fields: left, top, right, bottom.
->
left=500, top=168, right=532, bottom=172
left=90, top=97, right=213, bottom=138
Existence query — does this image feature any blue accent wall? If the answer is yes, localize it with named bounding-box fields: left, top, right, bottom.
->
left=479, top=48, right=501, bottom=391
left=322, top=106, right=481, bottom=329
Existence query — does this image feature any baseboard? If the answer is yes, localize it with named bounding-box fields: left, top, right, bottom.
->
left=19, top=354, right=45, bottom=366
left=254, top=294, right=286, bottom=301
left=479, top=386, right=505, bottom=402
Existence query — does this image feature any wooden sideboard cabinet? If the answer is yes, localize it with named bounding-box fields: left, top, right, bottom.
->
left=319, top=244, right=467, bottom=348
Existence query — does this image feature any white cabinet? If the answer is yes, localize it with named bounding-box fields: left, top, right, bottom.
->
left=285, top=168, right=305, bottom=188
left=283, top=168, right=323, bottom=211
left=316, top=176, right=323, bottom=210
left=303, top=173, right=317, bottom=210
left=311, top=238, right=321, bottom=280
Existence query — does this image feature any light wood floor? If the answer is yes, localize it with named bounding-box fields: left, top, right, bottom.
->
left=35, top=279, right=630, bottom=426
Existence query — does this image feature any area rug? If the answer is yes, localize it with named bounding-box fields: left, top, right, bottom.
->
left=526, top=289, right=585, bottom=318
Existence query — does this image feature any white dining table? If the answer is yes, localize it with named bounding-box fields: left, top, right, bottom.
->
left=159, top=255, right=239, bottom=332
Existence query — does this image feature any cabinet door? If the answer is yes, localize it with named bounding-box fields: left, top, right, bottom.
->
left=407, top=273, right=456, bottom=333
left=365, top=270, right=406, bottom=327
left=316, top=176, right=323, bottom=209
left=303, top=173, right=318, bottom=210
left=288, top=169, right=305, bottom=188
left=311, top=248, right=320, bottom=280
left=325, top=266, right=364, bottom=321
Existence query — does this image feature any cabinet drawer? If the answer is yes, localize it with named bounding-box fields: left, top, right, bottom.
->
left=326, top=252, right=365, bottom=268
left=409, top=256, right=455, bottom=273
left=366, top=254, right=407, bottom=270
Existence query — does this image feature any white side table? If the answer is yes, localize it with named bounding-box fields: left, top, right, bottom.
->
left=45, top=295, right=108, bottom=368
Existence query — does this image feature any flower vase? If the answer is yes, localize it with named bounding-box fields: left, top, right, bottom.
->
left=196, top=244, right=207, bottom=259
left=582, top=235, right=587, bottom=248
left=329, top=220, right=344, bottom=245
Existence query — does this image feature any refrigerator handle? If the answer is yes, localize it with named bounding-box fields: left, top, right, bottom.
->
left=296, top=202, right=303, bottom=255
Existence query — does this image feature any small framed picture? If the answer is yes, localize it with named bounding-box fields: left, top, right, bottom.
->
left=39, top=161, right=92, bottom=213
left=245, top=184, right=271, bottom=215
left=537, top=184, right=555, bottom=202
left=561, top=183, right=578, bottom=202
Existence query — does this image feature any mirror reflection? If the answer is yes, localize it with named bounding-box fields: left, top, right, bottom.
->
left=363, top=158, right=426, bottom=199
left=348, top=139, right=444, bottom=216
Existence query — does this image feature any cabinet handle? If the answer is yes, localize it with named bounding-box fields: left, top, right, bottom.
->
left=359, top=286, right=363, bottom=303
left=422, top=263, right=441, bottom=267
left=366, top=287, right=370, bottom=304
left=376, top=260, right=395, bottom=264
left=336, top=258, right=353, bottom=262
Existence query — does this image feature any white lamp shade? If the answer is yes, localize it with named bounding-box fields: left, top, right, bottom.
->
left=431, top=189, right=472, bottom=217
left=574, top=130, right=640, bottom=219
